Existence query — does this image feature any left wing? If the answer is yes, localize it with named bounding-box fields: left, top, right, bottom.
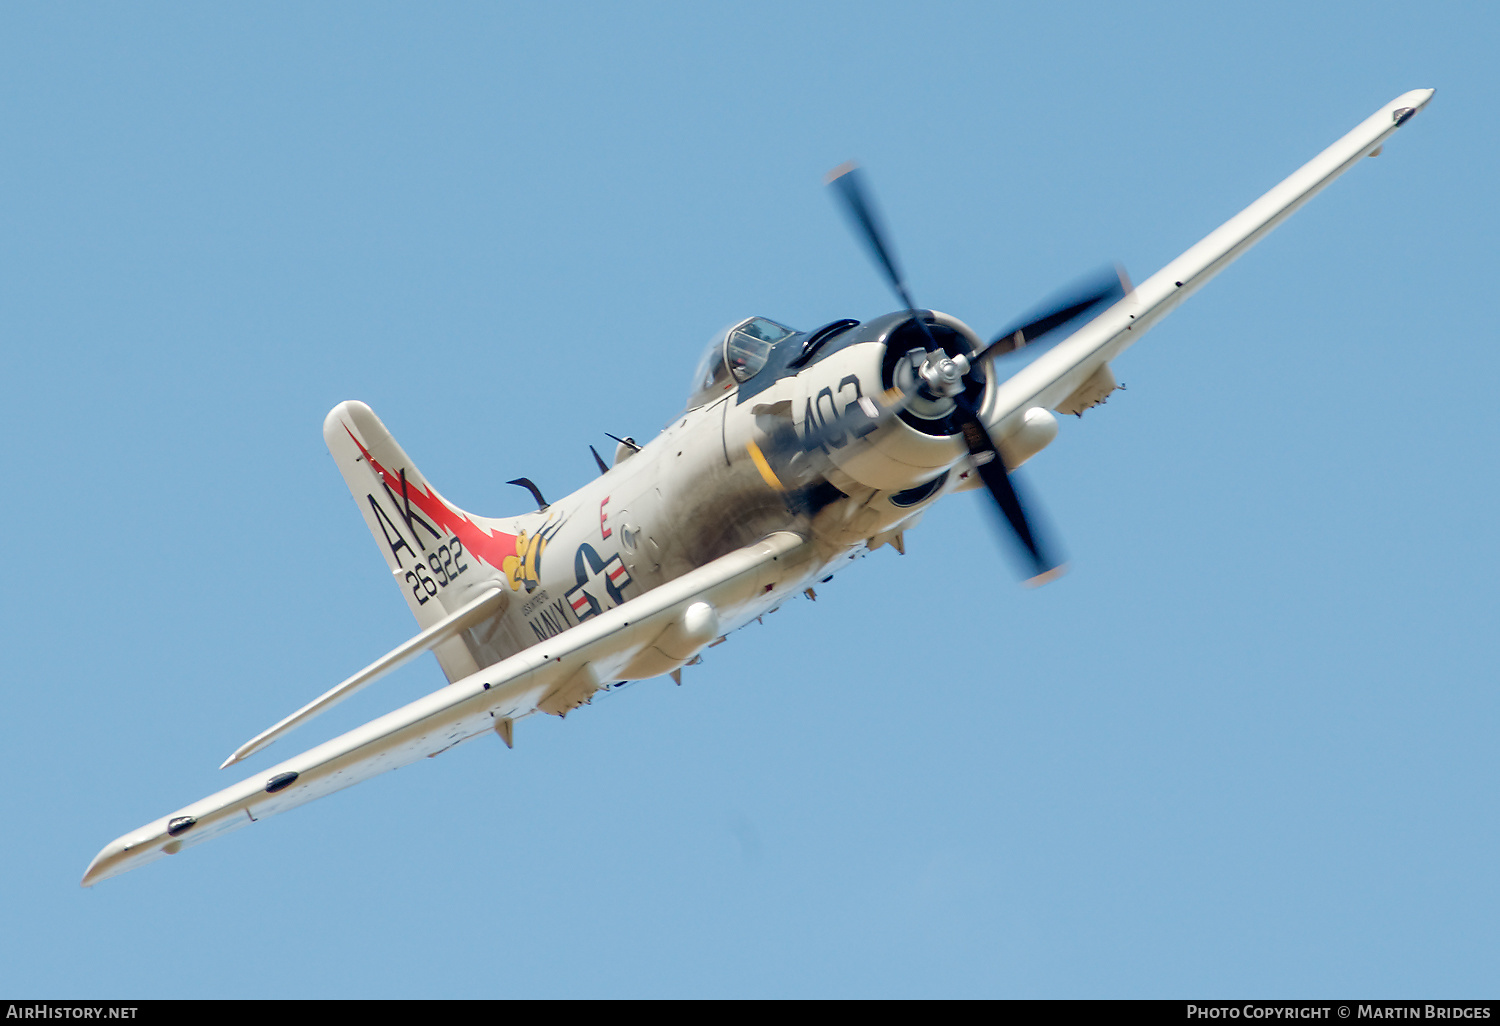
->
left=982, top=88, right=1434, bottom=432
left=82, top=531, right=808, bottom=886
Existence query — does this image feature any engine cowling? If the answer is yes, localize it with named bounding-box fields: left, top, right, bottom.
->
left=792, top=310, right=988, bottom=493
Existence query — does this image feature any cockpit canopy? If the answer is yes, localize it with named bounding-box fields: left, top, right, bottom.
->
left=686, top=316, right=797, bottom=408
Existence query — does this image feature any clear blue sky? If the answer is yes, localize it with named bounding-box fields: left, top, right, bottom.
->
left=3, top=1, right=1495, bottom=998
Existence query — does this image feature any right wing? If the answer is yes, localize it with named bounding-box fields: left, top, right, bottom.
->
left=83, top=531, right=809, bottom=886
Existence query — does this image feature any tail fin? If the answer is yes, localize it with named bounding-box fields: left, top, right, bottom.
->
left=324, top=400, right=522, bottom=681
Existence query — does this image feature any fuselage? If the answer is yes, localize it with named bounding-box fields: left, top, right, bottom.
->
left=483, top=309, right=1049, bottom=674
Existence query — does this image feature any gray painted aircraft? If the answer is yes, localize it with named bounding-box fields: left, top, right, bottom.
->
left=84, top=89, right=1434, bottom=886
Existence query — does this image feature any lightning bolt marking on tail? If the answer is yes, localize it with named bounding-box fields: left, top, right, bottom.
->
left=344, top=424, right=521, bottom=572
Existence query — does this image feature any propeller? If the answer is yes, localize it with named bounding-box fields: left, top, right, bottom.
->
left=826, top=162, right=939, bottom=351
left=977, top=264, right=1129, bottom=362
left=952, top=392, right=1062, bottom=585
left=818, top=162, right=1128, bottom=583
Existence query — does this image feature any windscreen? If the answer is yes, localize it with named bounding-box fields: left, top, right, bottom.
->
left=686, top=317, right=796, bottom=408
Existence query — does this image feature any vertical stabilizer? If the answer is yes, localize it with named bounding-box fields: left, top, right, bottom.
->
left=324, top=400, right=520, bottom=681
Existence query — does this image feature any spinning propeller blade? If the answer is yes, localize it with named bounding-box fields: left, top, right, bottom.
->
left=826, top=162, right=920, bottom=315
left=953, top=394, right=1064, bottom=585
left=978, top=265, right=1130, bottom=362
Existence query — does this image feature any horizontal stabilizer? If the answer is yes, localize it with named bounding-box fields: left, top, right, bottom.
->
left=220, top=586, right=508, bottom=769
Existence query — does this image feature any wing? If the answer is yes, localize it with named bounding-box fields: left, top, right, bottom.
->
left=982, top=89, right=1434, bottom=430
left=82, top=531, right=808, bottom=886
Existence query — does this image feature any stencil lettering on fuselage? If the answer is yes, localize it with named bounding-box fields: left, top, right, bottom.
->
left=527, top=597, right=575, bottom=641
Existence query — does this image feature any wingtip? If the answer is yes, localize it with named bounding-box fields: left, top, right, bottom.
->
left=1393, top=88, right=1436, bottom=120
left=80, top=843, right=120, bottom=888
